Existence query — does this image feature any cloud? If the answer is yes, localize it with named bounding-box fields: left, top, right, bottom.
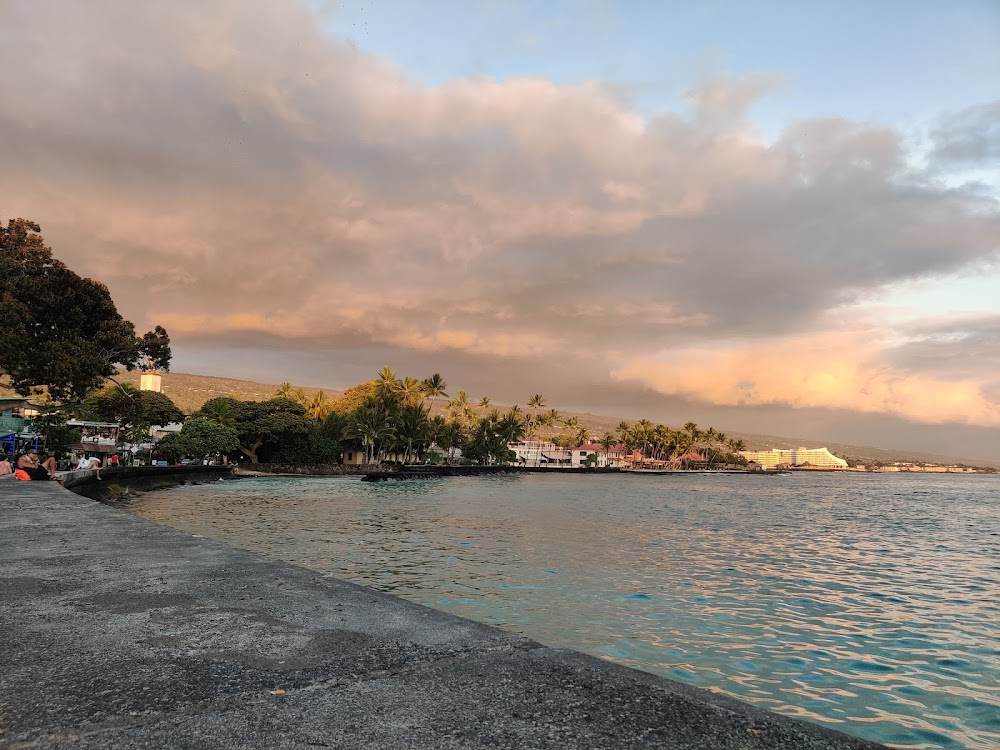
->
left=612, top=327, right=1000, bottom=427
left=928, top=102, right=1000, bottom=166
left=1, top=0, right=998, bottom=435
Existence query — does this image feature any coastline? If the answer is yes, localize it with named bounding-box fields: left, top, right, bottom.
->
left=2, top=478, right=886, bottom=749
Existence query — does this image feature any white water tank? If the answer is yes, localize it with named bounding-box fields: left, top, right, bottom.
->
left=139, top=372, right=162, bottom=392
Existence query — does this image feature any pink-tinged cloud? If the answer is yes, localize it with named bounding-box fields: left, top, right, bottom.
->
left=1, top=0, right=998, bottom=447
left=613, top=329, right=1000, bottom=427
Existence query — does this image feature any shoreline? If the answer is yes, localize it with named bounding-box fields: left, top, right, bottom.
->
left=2, top=478, right=886, bottom=749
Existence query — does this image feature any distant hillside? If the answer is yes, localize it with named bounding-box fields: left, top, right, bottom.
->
left=106, top=372, right=997, bottom=469
left=114, top=371, right=343, bottom=414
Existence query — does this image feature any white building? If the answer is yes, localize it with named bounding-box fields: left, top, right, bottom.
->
left=508, top=440, right=569, bottom=466
left=739, top=447, right=848, bottom=469
left=508, top=441, right=626, bottom=468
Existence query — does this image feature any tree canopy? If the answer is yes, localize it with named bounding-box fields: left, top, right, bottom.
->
left=193, top=397, right=315, bottom=463
left=0, top=218, right=171, bottom=402
left=87, top=385, right=184, bottom=427
left=157, top=417, right=240, bottom=461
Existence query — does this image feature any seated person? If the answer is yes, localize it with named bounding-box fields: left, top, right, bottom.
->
left=76, top=455, right=102, bottom=479
left=16, top=452, right=59, bottom=481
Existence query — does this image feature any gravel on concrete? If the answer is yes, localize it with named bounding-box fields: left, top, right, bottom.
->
left=1, top=480, right=887, bottom=749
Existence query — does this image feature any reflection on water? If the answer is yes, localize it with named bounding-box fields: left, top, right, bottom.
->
left=129, top=472, right=1000, bottom=749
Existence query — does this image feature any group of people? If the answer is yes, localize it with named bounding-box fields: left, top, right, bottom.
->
left=0, top=451, right=61, bottom=482
left=0, top=451, right=115, bottom=482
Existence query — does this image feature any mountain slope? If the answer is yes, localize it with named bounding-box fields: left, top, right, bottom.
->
left=105, top=372, right=997, bottom=469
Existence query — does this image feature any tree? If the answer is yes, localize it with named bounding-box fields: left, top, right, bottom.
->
left=0, top=218, right=171, bottom=402
left=199, top=397, right=237, bottom=426
left=398, top=376, right=424, bottom=407
left=464, top=409, right=521, bottom=465
left=34, top=414, right=82, bottom=459
left=376, top=366, right=400, bottom=398
left=157, top=417, right=239, bottom=461
left=344, top=402, right=395, bottom=464
left=194, top=397, right=312, bottom=464
left=421, top=373, right=448, bottom=402
left=600, top=432, right=616, bottom=466
left=332, top=381, right=379, bottom=413
left=305, top=390, right=335, bottom=420
left=88, top=385, right=184, bottom=428
left=395, top=403, right=432, bottom=464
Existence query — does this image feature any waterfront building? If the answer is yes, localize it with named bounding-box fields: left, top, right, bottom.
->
left=508, top=440, right=568, bottom=466
left=67, top=420, right=122, bottom=459
left=1, top=397, right=43, bottom=455
left=738, top=447, right=848, bottom=469
left=507, top=441, right=627, bottom=468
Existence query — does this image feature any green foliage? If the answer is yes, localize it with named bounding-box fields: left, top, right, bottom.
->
left=34, top=414, right=82, bottom=458
left=0, top=218, right=171, bottom=402
left=332, top=381, right=379, bottom=413
left=463, top=410, right=522, bottom=465
left=157, top=417, right=239, bottom=460
left=193, top=397, right=313, bottom=464
left=88, top=386, right=184, bottom=427
left=265, top=430, right=341, bottom=465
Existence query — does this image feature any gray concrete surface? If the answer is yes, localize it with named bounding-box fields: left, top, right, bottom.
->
left=1, top=480, right=887, bottom=749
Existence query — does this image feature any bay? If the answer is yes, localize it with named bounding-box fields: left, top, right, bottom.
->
left=128, top=472, right=1000, bottom=749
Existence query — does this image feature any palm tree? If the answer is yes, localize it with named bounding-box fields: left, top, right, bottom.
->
left=376, top=366, right=399, bottom=398
left=421, top=373, right=448, bottom=402
left=617, top=421, right=631, bottom=442
left=398, top=376, right=424, bottom=407
left=600, top=432, right=616, bottom=467
left=346, top=403, right=395, bottom=464
left=306, top=390, right=334, bottom=421
left=448, top=391, right=474, bottom=427
left=574, top=425, right=591, bottom=447
left=395, top=404, right=431, bottom=464
left=477, top=396, right=491, bottom=412
left=200, top=397, right=236, bottom=426
left=274, top=382, right=294, bottom=399
left=499, top=408, right=526, bottom=443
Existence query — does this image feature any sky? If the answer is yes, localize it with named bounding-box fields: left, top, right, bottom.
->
left=2, top=0, right=999, bottom=461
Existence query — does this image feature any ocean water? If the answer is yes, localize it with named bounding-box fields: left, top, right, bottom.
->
left=127, top=472, right=1000, bottom=749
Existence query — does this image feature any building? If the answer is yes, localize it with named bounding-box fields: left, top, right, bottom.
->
left=507, top=441, right=627, bottom=468
left=508, top=440, right=569, bottom=466
left=1, top=397, right=43, bottom=456
left=67, top=420, right=122, bottom=458
left=139, top=372, right=162, bottom=392
left=739, top=447, right=848, bottom=469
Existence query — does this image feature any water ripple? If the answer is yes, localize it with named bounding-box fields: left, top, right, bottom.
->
left=129, top=472, right=1000, bottom=749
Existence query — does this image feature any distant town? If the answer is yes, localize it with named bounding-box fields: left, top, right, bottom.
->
left=3, top=370, right=994, bottom=475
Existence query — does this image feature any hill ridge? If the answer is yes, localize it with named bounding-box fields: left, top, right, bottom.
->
left=103, top=371, right=996, bottom=469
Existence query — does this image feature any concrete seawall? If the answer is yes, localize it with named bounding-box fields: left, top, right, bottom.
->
left=1, top=480, right=886, bottom=749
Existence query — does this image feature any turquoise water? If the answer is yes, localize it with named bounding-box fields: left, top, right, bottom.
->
left=129, top=472, right=1000, bottom=749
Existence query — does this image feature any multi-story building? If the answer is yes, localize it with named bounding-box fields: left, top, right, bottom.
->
left=507, top=441, right=626, bottom=468
left=739, top=447, right=847, bottom=469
